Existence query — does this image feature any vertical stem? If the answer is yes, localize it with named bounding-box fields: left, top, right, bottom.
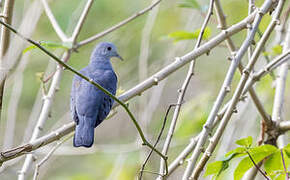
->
left=271, top=21, right=290, bottom=147
left=0, top=0, right=15, bottom=122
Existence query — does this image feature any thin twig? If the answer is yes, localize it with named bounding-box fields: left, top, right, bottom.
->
left=246, top=151, right=270, bottom=180
left=270, top=20, right=290, bottom=147
left=40, top=0, right=68, bottom=42
left=0, top=0, right=15, bottom=122
left=280, top=149, right=289, bottom=179
left=76, top=0, right=163, bottom=48
left=69, top=0, right=94, bottom=43
left=32, top=133, right=73, bottom=180
left=159, top=0, right=215, bottom=179
left=191, top=1, right=285, bottom=179
left=139, top=104, right=177, bottom=179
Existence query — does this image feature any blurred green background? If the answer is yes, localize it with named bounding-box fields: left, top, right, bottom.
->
left=0, top=0, right=289, bottom=179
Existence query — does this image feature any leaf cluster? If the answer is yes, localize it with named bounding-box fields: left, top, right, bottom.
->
left=205, top=136, right=290, bottom=180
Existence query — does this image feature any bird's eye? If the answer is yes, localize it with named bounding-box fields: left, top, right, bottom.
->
left=107, top=47, right=112, bottom=51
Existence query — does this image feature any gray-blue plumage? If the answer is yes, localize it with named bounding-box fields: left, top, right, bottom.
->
left=70, top=42, right=122, bottom=147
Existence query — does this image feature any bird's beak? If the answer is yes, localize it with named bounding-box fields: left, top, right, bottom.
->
left=115, top=53, right=124, bottom=61
left=113, top=51, right=123, bottom=61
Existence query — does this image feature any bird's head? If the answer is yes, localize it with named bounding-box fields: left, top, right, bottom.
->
left=92, top=42, right=123, bottom=61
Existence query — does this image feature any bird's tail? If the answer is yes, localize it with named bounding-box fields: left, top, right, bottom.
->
left=73, top=116, right=95, bottom=148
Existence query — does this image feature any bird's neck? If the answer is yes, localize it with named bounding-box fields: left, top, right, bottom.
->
left=89, top=58, right=113, bottom=71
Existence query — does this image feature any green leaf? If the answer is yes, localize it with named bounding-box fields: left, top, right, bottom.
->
left=204, top=161, right=223, bottom=176
left=225, top=147, right=246, bottom=158
left=283, top=143, right=290, bottom=158
left=193, top=27, right=211, bottom=40
left=235, top=136, right=253, bottom=148
left=262, top=51, right=270, bottom=57
left=168, top=27, right=211, bottom=42
left=178, top=0, right=200, bottom=9
left=264, top=150, right=289, bottom=180
left=272, top=45, right=282, bottom=55
left=234, top=145, right=277, bottom=180
left=23, top=41, right=70, bottom=54
left=205, top=152, right=240, bottom=178
left=168, top=31, right=195, bottom=42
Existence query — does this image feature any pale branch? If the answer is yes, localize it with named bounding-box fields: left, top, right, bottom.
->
left=191, top=1, right=285, bottom=179
left=139, top=104, right=176, bottom=180
left=158, top=0, right=215, bottom=178
left=17, top=1, right=94, bottom=179
left=116, top=11, right=256, bottom=106
left=243, top=50, right=290, bottom=95
left=183, top=2, right=269, bottom=178
left=0, top=18, right=168, bottom=174
left=165, top=87, right=236, bottom=176
left=18, top=52, right=71, bottom=180
left=0, top=0, right=15, bottom=122
left=32, top=133, right=73, bottom=180
left=0, top=10, right=258, bottom=166
left=214, top=0, right=272, bottom=126
left=69, top=0, right=94, bottom=44
left=270, top=20, right=290, bottom=147
left=0, top=122, right=75, bottom=166
left=76, top=0, right=162, bottom=48
left=40, top=0, right=69, bottom=42
left=279, top=121, right=290, bottom=132
left=167, top=136, right=199, bottom=176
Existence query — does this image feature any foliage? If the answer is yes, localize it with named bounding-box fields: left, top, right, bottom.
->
left=205, top=137, right=290, bottom=180
left=23, top=41, right=72, bottom=54
left=168, top=27, right=211, bottom=42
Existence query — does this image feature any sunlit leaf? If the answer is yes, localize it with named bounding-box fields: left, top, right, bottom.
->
left=283, top=143, right=290, bottom=158
left=272, top=45, right=282, bottom=55
left=204, top=161, right=223, bottom=176
left=262, top=51, right=270, bottom=57
left=264, top=150, right=289, bottom=180
left=23, top=41, right=70, bottom=54
left=168, top=31, right=195, bottom=42
left=193, top=27, right=211, bottom=40
left=235, top=136, right=253, bottom=148
left=225, top=147, right=246, bottom=157
left=234, top=145, right=277, bottom=180
left=168, top=27, right=211, bottom=43
left=205, top=152, right=238, bottom=178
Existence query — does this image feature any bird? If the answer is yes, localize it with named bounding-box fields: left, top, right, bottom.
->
left=70, top=42, right=123, bottom=148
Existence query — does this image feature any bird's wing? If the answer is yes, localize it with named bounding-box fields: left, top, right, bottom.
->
left=70, top=74, right=82, bottom=124
left=95, top=70, right=117, bottom=127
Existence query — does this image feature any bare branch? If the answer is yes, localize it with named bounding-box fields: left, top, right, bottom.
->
left=279, top=121, right=290, bottom=132
left=32, top=133, right=73, bottom=180
left=158, top=0, right=215, bottom=178
left=191, top=1, right=285, bottom=178
left=280, top=149, right=289, bottom=179
left=40, top=0, right=69, bottom=41
left=0, top=0, right=15, bottom=121
left=76, top=0, right=162, bottom=48
left=271, top=20, right=290, bottom=147
left=69, top=0, right=94, bottom=43
left=139, top=104, right=176, bottom=180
